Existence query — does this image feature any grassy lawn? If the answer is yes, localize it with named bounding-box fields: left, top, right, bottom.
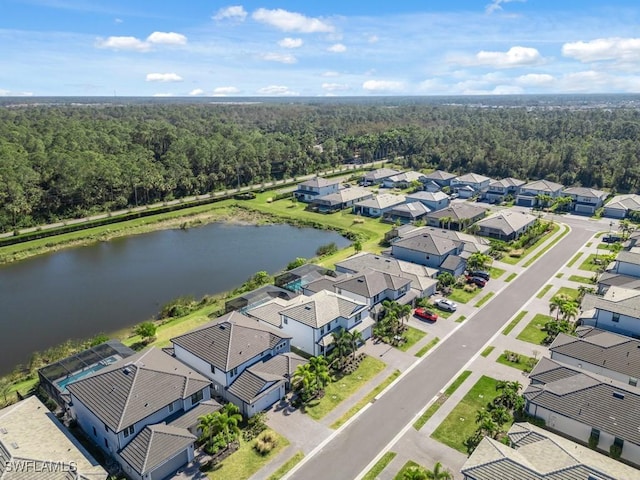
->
left=448, top=286, right=482, bottom=304
left=501, top=223, right=560, bottom=265
left=505, top=273, right=517, bottom=282
left=536, top=284, right=552, bottom=298
left=496, top=351, right=536, bottom=372
left=516, top=314, right=553, bottom=345
left=397, top=326, right=427, bottom=352
left=475, top=292, right=494, bottom=308
left=394, top=461, right=422, bottom=479
left=455, top=315, right=467, bottom=323
left=553, top=286, right=580, bottom=301
left=431, top=307, right=454, bottom=319
left=415, top=337, right=440, bottom=357
left=569, top=274, right=594, bottom=284
left=555, top=273, right=563, bottom=278
left=431, top=376, right=503, bottom=453
left=413, top=370, right=472, bottom=431
left=586, top=241, right=593, bottom=247
left=489, top=266, right=506, bottom=279
left=502, top=310, right=528, bottom=336
left=304, top=356, right=386, bottom=420
left=330, top=369, right=401, bottom=429
left=599, top=242, right=622, bottom=251
left=481, top=346, right=495, bottom=357
left=579, top=253, right=606, bottom=272
left=566, top=252, right=583, bottom=267
left=362, top=452, right=397, bottom=480
left=207, top=430, right=289, bottom=480
left=267, top=452, right=304, bottom=480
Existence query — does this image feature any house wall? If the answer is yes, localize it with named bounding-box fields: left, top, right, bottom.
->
left=281, top=315, right=318, bottom=356
left=391, top=245, right=446, bottom=269
left=550, top=352, right=639, bottom=387
left=615, top=261, right=640, bottom=277
left=226, top=381, right=285, bottom=418
left=336, top=289, right=372, bottom=307
left=592, top=309, right=640, bottom=338
left=173, top=344, right=229, bottom=394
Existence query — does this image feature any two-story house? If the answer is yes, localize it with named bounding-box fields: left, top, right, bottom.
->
left=484, top=177, right=525, bottom=203
left=579, top=286, right=640, bottom=337
left=422, top=170, right=456, bottom=188
left=294, top=177, right=341, bottom=203
left=475, top=210, right=537, bottom=241
left=390, top=232, right=466, bottom=275
left=66, top=348, right=213, bottom=480
left=563, top=187, right=608, bottom=215
left=604, top=194, right=640, bottom=219
left=611, top=251, right=640, bottom=277
left=382, top=202, right=430, bottom=225
left=516, top=179, right=564, bottom=207
left=311, top=187, right=373, bottom=213
left=353, top=194, right=406, bottom=218
left=405, top=191, right=450, bottom=212
left=450, top=173, right=492, bottom=198
left=333, top=269, right=413, bottom=307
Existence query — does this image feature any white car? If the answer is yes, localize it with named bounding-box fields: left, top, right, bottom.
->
left=434, top=298, right=458, bottom=312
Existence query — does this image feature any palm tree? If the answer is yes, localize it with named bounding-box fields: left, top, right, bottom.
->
left=560, top=300, right=579, bottom=322
left=330, top=328, right=352, bottom=369
left=488, top=404, right=512, bottom=432
left=213, top=407, right=242, bottom=445
left=397, top=303, right=412, bottom=329
left=494, top=380, right=522, bottom=411
left=308, top=356, right=331, bottom=392
left=549, top=294, right=569, bottom=321
left=467, top=252, right=492, bottom=272
left=425, top=462, right=453, bottom=480
left=292, top=363, right=314, bottom=402
left=346, top=330, right=364, bottom=361
left=403, top=466, right=428, bottom=480
left=439, top=216, right=453, bottom=230
left=198, top=412, right=218, bottom=448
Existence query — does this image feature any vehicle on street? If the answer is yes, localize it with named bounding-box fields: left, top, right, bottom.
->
left=465, top=275, right=487, bottom=287
left=602, top=234, right=621, bottom=243
left=433, top=298, right=458, bottom=312
left=469, top=270, right=490, bottom=281
left=414, top=307, right=438, bottom=322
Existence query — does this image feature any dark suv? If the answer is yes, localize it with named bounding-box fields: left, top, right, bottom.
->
left=469, top=270, right=490, bottom=281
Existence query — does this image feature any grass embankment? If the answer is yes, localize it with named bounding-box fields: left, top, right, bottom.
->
left=501, top=223, right=560, bottom=265
left=448, top=286, right=481, bottom=304
left=413, top=370, right=472, bottom=431
left=522, top=224, right=569, bottom=268
left=489, top=267, right=506, bottom=279
left=496, top=352, right=536, bottom=372
left=475, top=292, right=494, bottom=308
left=480, top=346, right=495, bottom=357
left=579, top=253, right=608, bottom=272
left=553, top=286, right=580, bottom=301
left=394, top=461, right=422, bottom=479
left=536, top=285, right=553, bottom=298
left=569, top=274, right=594, bottom=284
left=566, top=252, right=583, bottom=268
left=505, top=273, right=517, bottom=282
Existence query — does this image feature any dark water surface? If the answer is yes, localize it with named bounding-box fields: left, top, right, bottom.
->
left=0, top=223, right=349, bottom=374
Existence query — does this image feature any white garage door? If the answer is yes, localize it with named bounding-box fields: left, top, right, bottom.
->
left=251, top=385, right=283, bottom=415
left=575, top=204, right=595, bottom=214
left=150, top=449, right=189, bottom=480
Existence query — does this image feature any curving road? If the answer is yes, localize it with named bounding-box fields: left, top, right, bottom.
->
left=288, top=219, right=598, bottom=480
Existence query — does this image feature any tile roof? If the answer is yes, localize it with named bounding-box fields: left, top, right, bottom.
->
left=605, top=194, right=640, bottom=212
left=392, top=232, right=462, bottom=256
left=300, top=276, right=339, bottom=295
left=563, top=186, right=608, bottom=199
left=489, top=177, right=526, bottom=188
left=521, top=179, right=565, bottom=192
left=227, top=369, right=282, bottom=404
left=168, top=400, right=222, bottom=430
left=0, top=396, right=107, bottom=480
left=354, top=193, right=405, bottom=210
left=297, top=177, right=340, bottom=188
left=440, top=254, right=465, bottom=272
left=280, top=290, right=367, bottom=328
left=581, top=287, right=640, bottom=318
left=453, top=172, right=491, bottom=184
left=598, top=272, right=640, bottom=290
left=425, top=203, right=488, bottom=221
left=66, top=348, right=210, bottom=433
left=333, top=269, right=411, bottom=298
left=363, top=168, right=401, bottom=181
left=312, top=187, right=373, bottom=205
left=119, top=424, right=195, bottom=476
left=385, top=171, right=425, bottom=183
left=476, top=211, right=537, bottom=235
left=171, top=311, right=291, bottom=372
left=385, top=201, right=430, bottom=218
left=423, top=170, right=456, bottom=181
left=405, top=191, right=449, bottom=202
left=616, top=250, right=640, bottom=266
left=398, top=226, right=491, bottom=255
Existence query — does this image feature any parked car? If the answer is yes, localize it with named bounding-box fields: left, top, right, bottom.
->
left=469, top=270, right=490, bottom=281
left=602, top=234, right=622, bottom=243
left=433, top=298, right=458, bottom=312
left=465, top=275, right=487, bottom=288
left=414, top=307, right=438, bottom=322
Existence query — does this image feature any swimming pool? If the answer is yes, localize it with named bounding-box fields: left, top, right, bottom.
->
left=56, top=355, right=118, bottom=391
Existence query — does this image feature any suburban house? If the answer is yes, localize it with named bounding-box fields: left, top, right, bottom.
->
left=247, top=290, right=371, bottom=357
left=0, top=396, right=108, bottom=480
left=381, top=171, right=426, bottom=189
left=170, top=311, right=299, bottom=417
left=294, top=177, right=341, bottom=203
left=425, top=203, right=488, bottom=231
left=525, top=357, right=640, bottom=466
left=391, top=226, right=491, bottom=259
left=333, top=268, right=413, bottom=308
left=224, top=284, right=299, bottom=313
left=516, top=179, right=565, bottom=207
left=450, top=173, right=492, bottom=198
left=390, top=232, right=466, bottom=276
left=475, top=211, right=537, bottom=241
left=604, top=194, right=640, bottom=219
left=563, top=187, right=609, bottom=215
left=352, top=193, right=406, bottom=218
left=274, top=263, right=338, bottom=293
left=597, top=271, right=640, bottom=295
left=422, top=180, right=442, bottom=193
left=311, top=187, right=373, bottom=213
left=334, top=252, right=438, bottom=298
left=422, top=170, right=456, bottom=188
left=623, top=231, right=640, bottom=251
left=550, top=327, right=640, bottom=388
left=382, top=201, right=430, bottom=224
left=362, top=168, right=401, bottom=185
left=484, top=177, right=525, bottom=203
left=461, top=421, right=640, bottom=480
left=66, top=348, right=213, bottom=480
left=405, top=191, right=450, bottom=211
left=579, top=286, right=640, bottom=337
left=610, top=251, right=640, bottom=277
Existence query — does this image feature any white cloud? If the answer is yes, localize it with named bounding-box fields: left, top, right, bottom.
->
left=146, top=31, right=187, bottom=45
left=257, top=85, right=298, bottom=96
left=476, top=46, right=542, bottom=68
left=322, top=82, right=350, bottom=92
left=213, top=86, right=240, bottom=96
left=485, top=0, right=526, bottom=15
left=278, top=37, right=303, bottom=48
left=322, top=71, right=340, bottom=77
left=562, top=37, right=640, bottom=63
left=368, top=35, right=379, bottom=44
left=153, top=93, right=174, bottom=97
left=146, top=73, right=183, bottom=82
left=189, top=88, right=205, bottom=96
left=328, top=43, right=347, bottom=53
left=95, top=36, right=149, bottom=51
left=0, top=89, right=33, bottom=96
left=362, top=80, right=404, bottom=92
left=252, top=8, right=334, bottom=33
left=491, top=85, right=524, bottom=94
left=516, top=73, right=555, bottom=86
left=114, top=18, right=123, bottom=24
left=213, top=5, right=247, bottom=22
left=261, top=52, right=297, bottom=64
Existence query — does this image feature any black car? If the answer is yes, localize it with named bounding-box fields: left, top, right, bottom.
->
left=469, top=270, right=490, bottom=281
left=602, top=235, right=622, bottom=243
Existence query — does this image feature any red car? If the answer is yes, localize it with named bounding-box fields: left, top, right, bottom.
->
left=465, top=275, right=487, bottom=288
left=414, top=307, right=438, bottom=322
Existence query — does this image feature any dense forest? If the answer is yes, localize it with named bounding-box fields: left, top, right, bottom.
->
left=2, top=100, right=640, bottom=232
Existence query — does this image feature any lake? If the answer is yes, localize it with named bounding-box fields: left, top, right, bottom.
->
left=0, top=223, right=349, bottom=375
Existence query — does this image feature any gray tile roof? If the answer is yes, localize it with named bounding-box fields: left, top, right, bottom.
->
left=581, top=287, right=640, bottom=318
left=227, top=369, right=282, bottom=404
left=385, top=201, right=430, bottom=218
left=280, top=290, right=367, bottom=328
left=605, top=194, right=640, bottom=212
left=301, top=276, right=338, bottom=294
left=385, top=171, right=425, bottom=184
left=398, top=226, right=491, bottom=255
left=476, top=211, right=537, bottom=235
left=423, top=170, right=456, bottom=181
left=354, top=193, right=405, bottom=210
left=250, top=352, right=307, bottom=380
left=168, top=400, right=222, bottom=430
left=563, top=186, right=608, bottom=199
left=453, top=172, right=491, bottom=184
left=616, top=250, right=640, bottom=266
left=598, top=272, right=640, bottom=290
left=333, top=269, right=411, bottom=298
left=119, top=424, right=195, bottom=476
left=405, top=191, right=449, bottom=203
left=525, top=358, right=640, bottom=446
left=66, top=348, right=210, bottom=433
left=440, top=254, right=465, bottom=272
left=489, top=177, right=526, bottom=188
left=312, top=187, right=373, bottom=206
left=521, top=179, right=565, bottom=193
left=363, top=168, right=401, bottom=182
left=171, top=311, right=290, bottom=372
left=550, top=327, right=640, bottom=379
left=425, top=203, right=488, bottom=222
left=392, top=232, right=461, bottom=256
left=297, top=177, right=340, bottom=189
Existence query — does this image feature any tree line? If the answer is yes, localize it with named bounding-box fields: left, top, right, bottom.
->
left=2, top=101, right=640, bottom=232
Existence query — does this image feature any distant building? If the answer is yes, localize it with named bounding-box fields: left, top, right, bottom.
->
left=604, top=194, right=640, bottom=219
left=475, top=210, right=537, bottom=241
left=353, top=193, right=406, bottom=217
left=450, top=173, right=492, bottom=198
left=311, top=187, right=373, bottom=213
left=563, top=187, right=608, bottom=215
left=381, top=171, right=426, bottom=189
left=425, top=203, right=488, bottom=231
left=391, top=232, right=467, bottom=276
left=362, top=168, right=401, bottom=185
left=382, top=201, right=430, bottom=224
left=516, top=179, right=564, bottom=207
left=422, top=170, right=456, bottom=188
left=294, top=177, right=341, bottom=203
left=484, top=177, right=525, bottom=203
left=405, top=191, right=450, bottom=211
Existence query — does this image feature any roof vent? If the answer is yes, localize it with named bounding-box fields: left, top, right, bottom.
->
left=219, top=325, right=226, bottom=330
left=0, top=427, right=7, bottom=434
left=123, top=366, right=134, bottom=375
left=10, top=442, right=18, bottom=449
left=304, top=306, right=312, bottom=310
left=613, top=391, right=625, bottom=400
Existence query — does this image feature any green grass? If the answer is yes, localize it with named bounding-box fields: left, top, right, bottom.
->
left=413, top=370, right=472, bottom=431
left=536, top=284, right=553, bottom=298
left=553, top=286, right=580, bottom=301
left=516, top=314, right=553, bottom=345
left=502, top=310, right=528, bottom=336
left=481, top=346, right=495, bottom=357
left=598, top=242, right=622, bottom=251
left=475, top=292, right=494, bottom=308
left=569, top=274, right=594, bottom=284
left=448, top=286, right=482, bottom=304
left=397, top=326, right=427, bottom=352
left=431, top=376, right=504, bottom=453
left=267, top=452, right=304, bottom=480
left=304, top=356, right=386, bottom=420
left=555, top=273, right=563, bottom=278
left=501, top=223, right=560, bottom=265
left=505, top=272, right=517, bottom=282
left=432, top=308, right=453, bottom=319
left=455, top=315, right=467, bottom=323
left=415, top=337, right=440, bottom=357
left=489, top=266, right=506, bottom=279
left=496, top=351, right=536, bottom=372
left=330, top=369, right=401, bottom=429
left=362, top=452, right=397, bottom=480
left=595, top=231, right=605, bottom=238
left=586, top=242, right=593, bottom=247
left=207, top=430, right=289, bottom=480
left=394, top=461, right=422, bottom=479
left=579, top=253, right=607, bottom=272
left=523, top=225, right=569, bottom=268
left=567, top=252, right=583, bottom=267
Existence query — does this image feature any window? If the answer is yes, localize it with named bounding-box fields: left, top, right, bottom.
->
left=612, top=313, right=620, bottom=323
left=123, top=425, right=134, bottom=438
left=591, top=428, right=600, bottom=441
left=168, top=401, right=175, bottom=413
left=92, top=426, right=97, bottom=437
left=104, top=423, right=109, bottom=432
left=283, top=317, right=288, bottom=325
left=354, top=312, right=362, bottom=322
left=230, top=367, right=238, bottom=377
left=614, top=437, right=624, bottom=448
left=211, top=364, right=216, bottom=374
left=190, top=389, right=204, bottom=405
left=630, top=378, right=638, bottom=387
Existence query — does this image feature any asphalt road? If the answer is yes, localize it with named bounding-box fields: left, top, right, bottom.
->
left=289, top=221, right=598, bottom=480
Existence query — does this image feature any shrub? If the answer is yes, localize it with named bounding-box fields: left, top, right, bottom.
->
left=588, top=433, right=599, bottom=449
left=463, top=284, right=477, bottom=293
left=253, top=430, right=278, bottom=455
left=316, top=242, right=338, bottom=257
left=610, top=443, right=622, bottom=459
left=286, top=257, right=307, bottom=270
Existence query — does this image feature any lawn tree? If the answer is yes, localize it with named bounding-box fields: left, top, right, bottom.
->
left=329, top=328, right=352, bottom=369
left=308, top=356, right=331, bottom=393
left=402, top=466, right=428, bottom=480
left=134, top=321, right=157, bottom=343
left=346, top=330, right=364, bottom=361
left=425, top=462, right=453, bottom=480
left=466, top=252, right=492, bottom=272
left=548, top=294, right=570, bottom=321
left=292, top=363, right=314, bottom=403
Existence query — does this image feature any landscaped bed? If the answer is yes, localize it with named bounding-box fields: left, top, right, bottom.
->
left=496, top=350, right=537, bottom=372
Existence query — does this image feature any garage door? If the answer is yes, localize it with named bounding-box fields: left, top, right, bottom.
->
left=575, top=204, right=595, bottom=215
left=251, top=384, right=284, bottom=415
left=150, top=449, right=189, bottom=480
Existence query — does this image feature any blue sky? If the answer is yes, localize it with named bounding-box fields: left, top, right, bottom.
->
left=2, top=0, right=640, bottom=96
